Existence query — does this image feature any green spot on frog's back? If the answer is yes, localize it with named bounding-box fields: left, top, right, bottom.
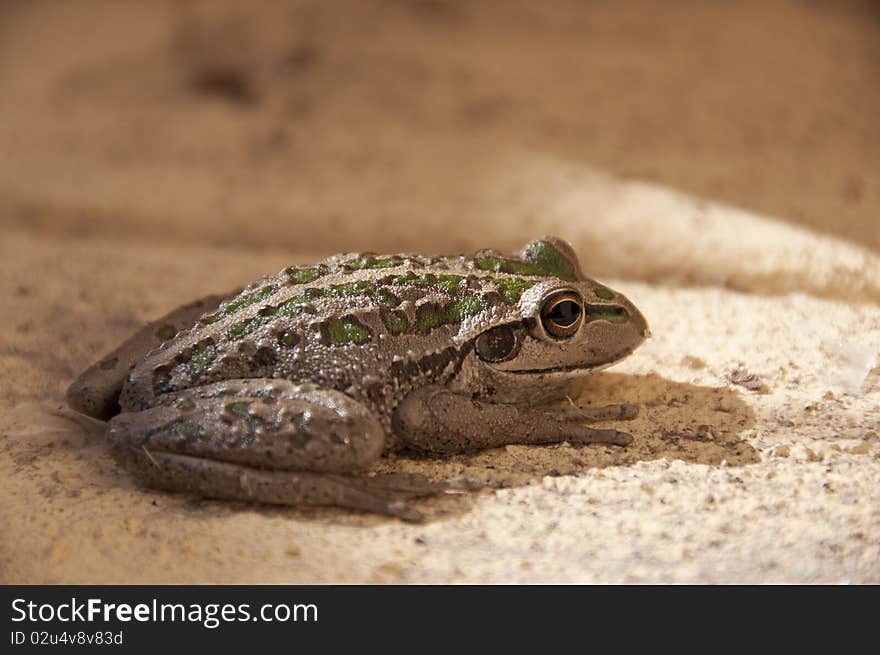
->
left=594, top=286, right=614, bottom=300
left=189, top=344, right=217, bottom=374
left=153, top=369, right=171, bottom=395
left=287, top=265, right=329, bottom=285
left=387, top=272, right=466, bottom=292
left=382, top=309, right=410, bottom=335
left=345, top=253, right=408, bottom=270
left=322, top=316, right=371, bottom=345
left=229, top=318, right=261, bottom=340
left=434, top=274, right=466, bottom=293
left=279, top=328, right=301, bottom=347
left=229, top=402, right=250, bottom=418
left=172, top=421, right=199, bottom=439
left=228, top=283, right=400, bottom=341
left=207, top=285, right=278, bottom=323
left=446, top=295, right=488, bottom=321
left=375, top=289, right=400, bottom=308
left=493, top=277, right=535, bottom=303
left=412, top=295, right=488, bottom=334
left=474, top=256, right=543, bottom=278
left=325, top=282, right=400, bottom=308
left=416, top=304, right=443, bottom=333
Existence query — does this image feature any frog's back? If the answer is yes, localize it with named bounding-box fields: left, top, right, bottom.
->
left=120, top=250, right=552, bottom=416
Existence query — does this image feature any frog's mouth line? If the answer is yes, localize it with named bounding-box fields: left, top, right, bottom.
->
left=503, top=362, right=609, bottom=375
left=499, top=346, right=639, bottom=375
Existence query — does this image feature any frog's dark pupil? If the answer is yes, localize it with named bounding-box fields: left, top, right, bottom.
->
left=549, top=300, right=580, bottom=326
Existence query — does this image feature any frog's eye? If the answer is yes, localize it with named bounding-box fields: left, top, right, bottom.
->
left=540, top=291, right=583, bottom=338
left=475, top=325, right=521, bottom=363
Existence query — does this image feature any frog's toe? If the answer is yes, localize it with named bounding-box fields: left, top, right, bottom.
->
left=568, top=427, right=633, bottom=447
left=618, top=404, right=639, bottom=420
left=443, top=476, right=485, bottom=491
left=610, top=430, right=634, bottom=446
left=386, top=501, right=424, bottom=523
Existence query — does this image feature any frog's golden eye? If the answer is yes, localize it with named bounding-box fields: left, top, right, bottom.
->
left=540, top=291, right=583, bottom=338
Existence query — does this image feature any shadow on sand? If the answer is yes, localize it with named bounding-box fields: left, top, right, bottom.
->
left=264, top=371, right=759, bottom=524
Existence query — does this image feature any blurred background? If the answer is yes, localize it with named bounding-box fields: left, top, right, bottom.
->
left=0, top=0, right=877, bottom=255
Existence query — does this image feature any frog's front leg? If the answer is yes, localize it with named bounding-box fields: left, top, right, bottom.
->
left=107, top=379, right=431, bottom=521
left=393, top=385, right=634, bottom=454
left=66, top=292, right=235, bottom=420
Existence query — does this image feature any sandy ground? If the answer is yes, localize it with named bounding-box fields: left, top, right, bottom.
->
left=1, top=0, right=878, bottom=583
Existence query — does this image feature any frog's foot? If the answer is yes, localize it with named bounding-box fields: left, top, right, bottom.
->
left=117, top=447, right=425, bottom=522
left=559, top=402, right=639, bottom=422
left=394, top=385, right=635, bottom=453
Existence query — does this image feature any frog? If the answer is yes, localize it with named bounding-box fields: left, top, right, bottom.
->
left=66, top=236, right=649, bottom=522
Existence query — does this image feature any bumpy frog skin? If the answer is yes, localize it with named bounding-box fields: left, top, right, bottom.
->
left=67, top=236, right=649, bottom=521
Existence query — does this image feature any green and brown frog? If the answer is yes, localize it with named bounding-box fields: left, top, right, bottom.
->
left=67, top=236, right=649, bottom=521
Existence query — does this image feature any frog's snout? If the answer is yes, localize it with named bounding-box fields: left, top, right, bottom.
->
left=611, top=298, right=650, bottom=359
left=633, top=306, right=651, bottom=340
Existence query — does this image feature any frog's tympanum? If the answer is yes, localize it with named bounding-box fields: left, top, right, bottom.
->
left=67, top=237, right=649, bottom=521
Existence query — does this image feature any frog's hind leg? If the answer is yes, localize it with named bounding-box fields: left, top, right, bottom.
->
left=120, top=450, right=425, bottom=522
left=108, top=380, right=387, bottom=472
left=66, top=292, right=236, bottom=420
left=107, top=379, right=432, bottom=521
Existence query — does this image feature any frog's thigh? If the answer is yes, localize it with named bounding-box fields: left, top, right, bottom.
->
left=393, top=385, right=632, bottom=453
left=66, top=292, right=235, bottom=420
left=107, top=380, right=385, bottom=473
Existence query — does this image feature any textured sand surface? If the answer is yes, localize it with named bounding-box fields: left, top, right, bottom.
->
left=1, top=0, right=878, bottom=583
